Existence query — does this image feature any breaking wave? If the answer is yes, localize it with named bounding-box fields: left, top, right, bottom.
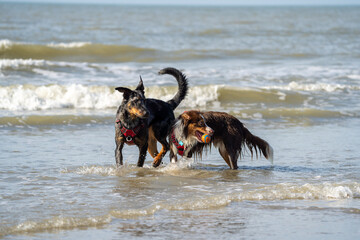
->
left=0, top=215, right=112, bottom=237
left=0, top=58, right=48, bottom=70
left=0, top=83, right=356, bottom=126
left=65, top=165, right=360, bottom=203
left=0, top=40, right=159, bottom=63
left=0, top=84, right=120, bottom=111
left=0, top=84, right=219, bottom=111
left=265, top=81, right=360, bottom=93
left=0, top=40, right=249, bottom=63
left=2, top=83, right=359, bottom=112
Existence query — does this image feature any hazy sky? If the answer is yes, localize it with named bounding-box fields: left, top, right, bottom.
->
left=2, top=0, right=360, bottom=5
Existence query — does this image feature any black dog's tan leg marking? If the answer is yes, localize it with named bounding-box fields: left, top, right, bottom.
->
left=152, top=141, right=169, bottom=167
left=147, top=126, right=159, bottom=158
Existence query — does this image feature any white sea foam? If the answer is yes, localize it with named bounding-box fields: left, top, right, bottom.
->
left=0, top=84, right=119, bottom=111
left=239, top=182, right=357, bottom=201
left=348, top=74, right=360, bottom=80
left=74, top=165, right=119, bottom=176
left=0, top=39, right=14, bottom=50
left=0, top=84, right=219, bottom=111
left=186, top=85, right=219, bottom=107
left=0, top=39, right=91, bottom=53
left=265, top=81, right=360, bottom=92
left=32, top=68, right=67, bottom=79
left=0, top=59, right=47, bottom=69
left=1, top=39, right=90, bottom=49
left=146, top=84, right=219, bottom=108
left=63, top=161, right=197, bottom=177
left=2, top=180, right=358, bottom=237
left=47, top=42, right=91, bottom=48
left=2, top=215, right=112, bottom=236
left=65, top=165, right=359, bottom=202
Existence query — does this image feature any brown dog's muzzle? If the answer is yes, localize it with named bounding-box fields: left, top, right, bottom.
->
left=206, top=127, right=214, bottom=136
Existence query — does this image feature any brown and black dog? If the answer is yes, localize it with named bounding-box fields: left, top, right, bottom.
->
left=115, top=67, right=188, bottom=167
left=169, top=110, right=273, bottom=169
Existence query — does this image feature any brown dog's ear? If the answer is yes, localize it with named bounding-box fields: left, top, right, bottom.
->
left=115, top=87, right=132, bottom=99
left=182, top=111, right=191, bottom=120
left=181, top=111, right=191, bottom=126
left=135, top=76, right=145, bottom=94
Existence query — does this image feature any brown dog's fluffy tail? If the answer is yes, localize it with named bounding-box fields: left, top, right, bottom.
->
left=243, top=127, right=274, bottom=164
left=159, top=67, right=188, bottom=110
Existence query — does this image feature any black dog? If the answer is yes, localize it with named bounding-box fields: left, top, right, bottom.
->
left=115, top=67, right=188, bottom=167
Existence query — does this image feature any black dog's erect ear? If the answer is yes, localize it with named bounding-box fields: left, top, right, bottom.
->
left=135, top=76, right=145, bottom=94
left=115, top=87, right=132, bottom=99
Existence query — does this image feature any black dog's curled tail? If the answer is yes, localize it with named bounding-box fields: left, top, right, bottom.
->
left=243, top=127, right=274, bottom=164
left=159, top=67, right=188, bottom=110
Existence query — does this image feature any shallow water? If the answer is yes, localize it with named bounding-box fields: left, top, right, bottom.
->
left=1, top=120, right=360, bottom=239
left=1, top=3, right=360, bottom=239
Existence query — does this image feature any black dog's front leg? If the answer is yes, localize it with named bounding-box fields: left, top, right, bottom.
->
left=137, top=143, right=148, bottom=167
left=115, top=141, right=124, bottom=167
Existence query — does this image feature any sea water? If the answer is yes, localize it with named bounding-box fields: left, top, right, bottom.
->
left=1, top=3, right=360, bottom=239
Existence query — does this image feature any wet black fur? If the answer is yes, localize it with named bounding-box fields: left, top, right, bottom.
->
left=169, top=111, right=273, bottom=169
left=115, top=67, right=188, bottom=167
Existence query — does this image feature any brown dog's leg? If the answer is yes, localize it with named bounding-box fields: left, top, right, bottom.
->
left=147, top=127, right=159, bottom=158
left=169, top=146, right=177, bottom=163
left=218, top=144, right=232, bottom=169
left=228, top=152, right=239, bottom=170
left=152, top=140, right=169, bottom=168
left=218, top=142, right=238, bottom=169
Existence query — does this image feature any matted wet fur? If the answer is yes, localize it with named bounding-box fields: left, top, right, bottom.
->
left=169, top=110, right=273, bottom=169
left=115, top=67, right=188, bottom=167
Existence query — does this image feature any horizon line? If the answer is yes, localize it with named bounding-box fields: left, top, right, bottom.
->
left=1, top=1, right=360, bottom=6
